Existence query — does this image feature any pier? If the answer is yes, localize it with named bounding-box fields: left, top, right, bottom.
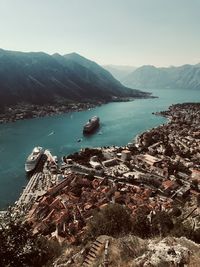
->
left=16, top=149, right=59, bottom=213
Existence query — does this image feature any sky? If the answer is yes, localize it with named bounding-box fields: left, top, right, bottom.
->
left=0, top=0, right=200, bottom=67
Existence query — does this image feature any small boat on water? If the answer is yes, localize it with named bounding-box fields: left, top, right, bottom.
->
left=25, top=147, right=44, bottom=173
left=83, top=116, right=100, bottom=134
left=48, top=131, right=55, bottom=136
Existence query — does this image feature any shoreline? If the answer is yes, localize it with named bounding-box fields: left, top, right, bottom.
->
left=0, top=102, right=101, bottom=124
left=0, top=95, right=156, bottom=125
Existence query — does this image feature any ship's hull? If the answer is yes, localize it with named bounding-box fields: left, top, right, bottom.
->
left=25, top=156, right=42, bottom=172
left=83, top=123, right=99, bottom=134
left=83, top=117, right=100, bottom=134
left=25, top=147, right=44, bottom=173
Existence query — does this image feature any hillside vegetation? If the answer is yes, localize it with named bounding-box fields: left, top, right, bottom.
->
left=0, top=49, right=148, bottom=107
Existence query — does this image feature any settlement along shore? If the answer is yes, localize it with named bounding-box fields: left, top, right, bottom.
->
left=0, top=102, right=100, bottom=124
left=0, top=96, right=154, bottom=124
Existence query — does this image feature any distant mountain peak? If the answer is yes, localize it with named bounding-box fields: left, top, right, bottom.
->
left=140, top=65, right=157, bottom=69
left=63, top=52, right=97, bottom=68
left=65, top=52, right=81, bottom=57
left=52, top=52, right=62, bottom=57
left=64, top=52, right=89, bottom=61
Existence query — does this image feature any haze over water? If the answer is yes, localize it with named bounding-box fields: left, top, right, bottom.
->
left=0, top=88, right=200, bottom=209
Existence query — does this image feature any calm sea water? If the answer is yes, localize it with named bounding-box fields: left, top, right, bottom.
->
left=0, top=88, right=200, bottom=209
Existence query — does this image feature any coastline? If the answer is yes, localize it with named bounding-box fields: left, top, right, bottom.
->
left=0, top=94, right=155, bottom=125
left=0, top=102, right=101, bottom=124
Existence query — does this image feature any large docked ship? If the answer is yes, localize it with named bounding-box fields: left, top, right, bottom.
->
left=25, top=147, right=44, bottom=173
left=83, top=116, right=100, bottom=134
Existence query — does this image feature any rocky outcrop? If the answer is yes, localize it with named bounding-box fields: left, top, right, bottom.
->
left=135, top=237, right=190, bottom=267
left=52, top=236, right=200, bottom=267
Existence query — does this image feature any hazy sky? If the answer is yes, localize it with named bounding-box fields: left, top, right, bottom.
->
left=0, top=0, right=200, bottom=66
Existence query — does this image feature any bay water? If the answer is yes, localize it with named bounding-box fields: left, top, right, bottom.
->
left=0, top=88, right=200, bottom=209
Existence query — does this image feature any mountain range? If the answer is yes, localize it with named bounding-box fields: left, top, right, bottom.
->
left=122, top=64, right=200, bottom=90
left=103, top=65, right=136, bottom=81
left=0, top=49, right=148, bottom=107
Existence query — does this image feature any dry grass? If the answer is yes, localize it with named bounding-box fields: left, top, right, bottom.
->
left=107, top=235, right=147, bottom=267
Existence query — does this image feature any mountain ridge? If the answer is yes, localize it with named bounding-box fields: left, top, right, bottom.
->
left=122, top=63, right=200, bottom=90
left=0, top=49, right=148, bottom=108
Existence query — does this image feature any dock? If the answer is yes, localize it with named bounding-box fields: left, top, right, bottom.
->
left=15, top=149, right=59, bottom=213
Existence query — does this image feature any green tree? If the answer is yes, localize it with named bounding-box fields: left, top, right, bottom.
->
left=151, top=211, right=174, bottom=237
left=86, top=204, right=132, bottom=239
left=131, top=206, right=151, bottom=238
left=0, top=210, right=61, bottom=267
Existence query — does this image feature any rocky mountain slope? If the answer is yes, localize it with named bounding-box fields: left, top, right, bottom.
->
left=54, top=235, right=200, bottom=267
left=0, top=49, right=147, bottom=107
left=123, top=64, right=200, bottom=90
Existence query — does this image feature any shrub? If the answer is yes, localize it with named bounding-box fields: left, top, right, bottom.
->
left=86, top=204, right=132, bottom=239
left=131, top=206, right=151, bottom=238
left=151, top=211, right=174, bottom=237
left=131, top=208, right=174, bottom=239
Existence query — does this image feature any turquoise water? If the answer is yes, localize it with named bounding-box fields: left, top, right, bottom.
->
left=0, top=88, right=200, bottom=208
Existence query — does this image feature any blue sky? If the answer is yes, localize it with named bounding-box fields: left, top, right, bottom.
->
left=0, top=0, right=200, bottom=66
